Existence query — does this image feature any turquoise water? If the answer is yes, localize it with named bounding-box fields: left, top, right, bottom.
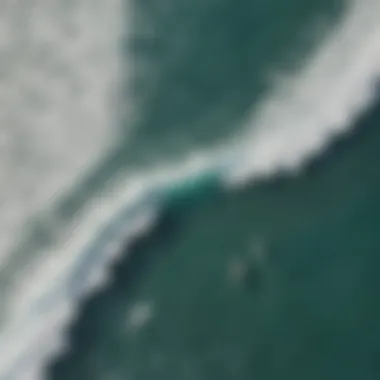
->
left=1, top=0, right=379, bottom=379
left=48, top=101, right=380, bottom=380
left=43, top=1, right=380, bottom=380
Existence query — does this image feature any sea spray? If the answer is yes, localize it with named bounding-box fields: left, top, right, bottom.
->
left=1, top=1, right=380, bottom=379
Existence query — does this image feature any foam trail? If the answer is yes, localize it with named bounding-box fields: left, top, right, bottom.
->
left=1, top=0, right=380, bottom=379
left=224, top=0, right=380, bottom=184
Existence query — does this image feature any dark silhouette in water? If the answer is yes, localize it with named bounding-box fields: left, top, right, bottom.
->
left=228, top=257, right=249, bottom=284
left=227, top=239, right=266, bottom=288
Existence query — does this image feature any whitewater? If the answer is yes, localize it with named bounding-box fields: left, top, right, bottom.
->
left=0, top=0, right=379, bottom=379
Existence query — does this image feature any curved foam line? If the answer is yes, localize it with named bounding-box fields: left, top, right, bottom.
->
left=1, top=0, right=380, bottom=379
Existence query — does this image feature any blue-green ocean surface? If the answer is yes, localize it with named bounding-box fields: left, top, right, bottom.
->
left=1, top=0, right=380, bottom=380
left=50, top=100, right=380, bottom=380
left=46, top=0, right=380, bottom=379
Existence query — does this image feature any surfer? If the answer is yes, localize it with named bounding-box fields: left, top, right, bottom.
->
left=228, top=257, right=249, bottom=284
left=227, top=239, right=267, bottom=286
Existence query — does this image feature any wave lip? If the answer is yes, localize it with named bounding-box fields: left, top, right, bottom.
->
left=0, top=154, right=222, bottom=380
left=1, top=0, right=380, bottom=379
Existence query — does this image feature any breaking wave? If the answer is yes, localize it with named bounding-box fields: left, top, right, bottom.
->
left=0, top=0, right=379, bottom=379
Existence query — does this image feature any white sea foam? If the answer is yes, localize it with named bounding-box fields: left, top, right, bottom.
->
left=0, top=0, right=127, bottom=263
left=0, top=0, right=127, bottom=379
left=225, top=0, right=380, bottom=184
left=0, top=0, right=380, bottom=379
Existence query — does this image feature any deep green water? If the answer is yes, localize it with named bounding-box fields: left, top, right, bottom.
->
left=49, top=101, right=380, bottom=380
left=47, top=0, right=380, bottom=379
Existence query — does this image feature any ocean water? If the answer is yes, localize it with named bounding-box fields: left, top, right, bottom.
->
left=0, top=0, right=380, bottom=379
